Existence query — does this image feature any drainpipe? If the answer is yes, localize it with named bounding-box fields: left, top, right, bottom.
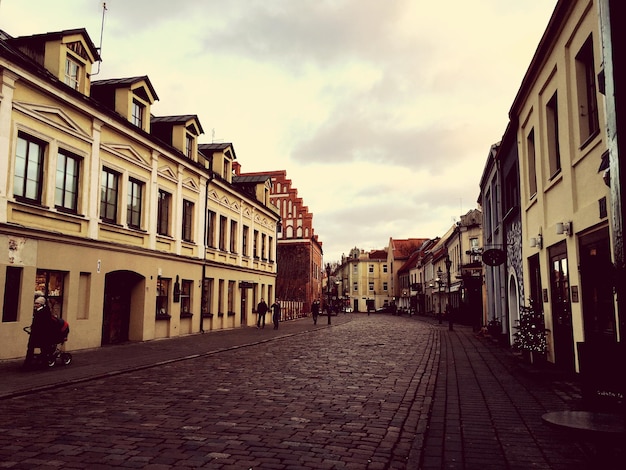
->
left=200, top=172, right=214, bottom=333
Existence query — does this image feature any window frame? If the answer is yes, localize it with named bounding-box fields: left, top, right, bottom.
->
left=180, top=279, right=193, bottom=317
left=157, top=189, right=171, bottom=236
left=127, top=177, right=143, bottom=229
left=156, top=277, right=171, bottom=318
left=55, top=149, right=80, bottom=213
left=182, top=199, right=194, bottom=242
left=100, top=167, right=119, bottom=223
left=131, top=99, right=145, bottom=129
left=546, top=92, right=561, bottom=179
left=64, top=56, right=80, bottom=90
left=14, top=132, right=45, bottom=204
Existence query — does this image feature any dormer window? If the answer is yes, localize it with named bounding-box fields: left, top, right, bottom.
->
left=185, top=133, right=194, bottom=159
left=64, top=56, right=80, bottom=90
left=132, top=99, right=145, bottom=128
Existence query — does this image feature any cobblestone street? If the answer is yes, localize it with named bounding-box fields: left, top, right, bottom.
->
left=0, top=315, right=617, bottom=469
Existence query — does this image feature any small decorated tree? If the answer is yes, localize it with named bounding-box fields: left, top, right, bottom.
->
left=513, top=299, right=548, bottom=363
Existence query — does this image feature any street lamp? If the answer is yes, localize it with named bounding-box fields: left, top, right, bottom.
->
left=445, top=255, right=453, bottom=331
left=436, top=267, right=443, bottom=324
left=326, top=263, right=332, bottom=325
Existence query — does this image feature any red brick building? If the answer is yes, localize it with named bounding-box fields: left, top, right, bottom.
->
left=234, top=167, right=323, bottom=314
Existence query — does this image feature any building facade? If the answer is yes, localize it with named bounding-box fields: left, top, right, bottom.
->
left=479, top=0, right=619, bottom=373
left=336, top=247, right=390, bottom=312
left=238, top=170, right=323, bottom=314
left=0, top=28, right=279, bottom=360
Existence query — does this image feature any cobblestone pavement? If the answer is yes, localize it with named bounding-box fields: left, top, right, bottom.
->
left=0, top=314, right=621, bottom=469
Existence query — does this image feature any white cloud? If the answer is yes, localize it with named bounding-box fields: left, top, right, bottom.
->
left=0, top=0, right=557, bottom=261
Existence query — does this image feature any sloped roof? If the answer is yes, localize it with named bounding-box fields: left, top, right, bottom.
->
left=233, top=175, right=271, bottom=184
left=369, top=249, right=388, bottom=260
left=91, top=75, right=159, bottom=101
left=391, top=238, right=428, bottom=259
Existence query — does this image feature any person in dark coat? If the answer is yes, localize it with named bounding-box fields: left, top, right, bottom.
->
left=311, top=300, right=319, bottom=325
left=271, top=301, right=281, bottom=330
left=256, top=298, right=268, bottom=329
left=23, top=296, right=56, bottom=366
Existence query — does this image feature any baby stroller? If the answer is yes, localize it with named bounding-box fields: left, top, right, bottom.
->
left=23, top=316, right=72, bottom=368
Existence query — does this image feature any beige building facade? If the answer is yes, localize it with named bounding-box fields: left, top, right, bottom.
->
left=0, top=28, right=278, bottom=360
left=512, top=0, right=615, bottom=372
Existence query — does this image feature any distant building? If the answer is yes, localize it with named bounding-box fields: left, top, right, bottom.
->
left=336, top=247, right=390, bottom=312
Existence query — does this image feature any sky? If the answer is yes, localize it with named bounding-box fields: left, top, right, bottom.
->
left=0, top=0, right=557, bottom=263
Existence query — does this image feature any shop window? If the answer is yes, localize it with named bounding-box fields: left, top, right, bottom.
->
left=202, top=278, right=214, bottom=317
left=227, top=280, right=235, bottom=316
left=2, top=266, right=22, bottom=322
left=156, top=277, right=171, bottom=319
left=35, top=270, right=65, bottom=318
left=180, top=280, right=193, bottom=318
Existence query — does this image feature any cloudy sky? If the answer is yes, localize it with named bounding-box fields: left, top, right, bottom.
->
left=1, top=0, right=556, bottom=262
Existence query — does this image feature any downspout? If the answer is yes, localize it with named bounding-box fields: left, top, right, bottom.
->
left=200, top=171, right=214, bottom=333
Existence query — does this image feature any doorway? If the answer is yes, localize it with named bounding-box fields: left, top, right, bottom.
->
left=102, top=271, right=143, bottom=345
left=549, top=242, right=575, bottom=373
left=579, top=227, right=616, bottom=342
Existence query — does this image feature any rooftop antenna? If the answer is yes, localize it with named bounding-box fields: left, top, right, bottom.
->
left=90, top=2, right=107, bottom=77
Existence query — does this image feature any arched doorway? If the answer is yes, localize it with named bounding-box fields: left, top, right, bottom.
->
left=102, top=271, right=144, bottom=345
left=508, top=273, right=520, bottom=344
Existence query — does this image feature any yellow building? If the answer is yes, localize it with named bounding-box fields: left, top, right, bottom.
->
left=0, top=28, right=279, bottom=360
left=337, top=247, right=391, bottom=312
left=512, top=0, right=614, bottom=372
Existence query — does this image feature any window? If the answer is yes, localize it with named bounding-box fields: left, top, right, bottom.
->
left=576, top=35, right=599, bottom=142
left=383, top=264, right=388, bottom=273
left=527, top=129, right=537, bottom=198
left=206, top=210, right=216, bottom=248
left=218, top=279, right=224, bottom=315
left=369, top=264, right=374, bottom=273
left=504, top=166, right=520, bottom=214
left=185, top=133, right=194, bottom=159
left=182, top=200, right=194, bottom=242
left=268, top=236, right=273, bottom=261
left=157, top=189, right=171, bottom=236
left=14, top=132, right=45, bottom=204
left=369, top=282, right=374, bottom=291
left=64, top=56, right=80, bottom=90
left=230, top=220, right=238, bottom=253
left=35, top=270, right=65, bottom=318
left=55, top=150, right=80, bottom=213
left=219, top=216, right=227, bottom=251
left=156, top=277, right=170, bottom=318
left=131, top=99, right=144, bottom=128
left=261, top=234, right=266, bottom=260
left=242, top=225, right=249, bottom=256
left=2, top=266, right=22, bottom=322
left=546, top=92, right=561, bottom=178
left=180, top=280, right=192, bottom=316
left=127, top=178, right=143, bottom=229
left=353, top=264, right=358, bottom=274
left=100, top=167, right=119, bottom=223
left=202, top=278, right=213, bottom=316
left=383, top=282, right=388, bottom=292
left=228, top=280, right=235, bottom=315
left=353, top=282, right=358, bottom=292
left=253, top=230, right=259, bottom=258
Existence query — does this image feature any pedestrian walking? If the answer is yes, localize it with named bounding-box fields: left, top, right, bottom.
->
left=23, top=296, right=56, bottom=367
left=256, top=298, right=268, bottom=329
left=311, top=300, right=319, bottom=325
left=271, top=301, right=281, bottom=330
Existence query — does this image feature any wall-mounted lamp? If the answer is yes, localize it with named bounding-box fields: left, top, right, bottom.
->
left=529, top=234, right=543, bottom=249
left=556, top=221, right=572, bottom=236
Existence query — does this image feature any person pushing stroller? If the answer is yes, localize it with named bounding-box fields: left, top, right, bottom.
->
left=23, top=296, right=70, bottom=368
